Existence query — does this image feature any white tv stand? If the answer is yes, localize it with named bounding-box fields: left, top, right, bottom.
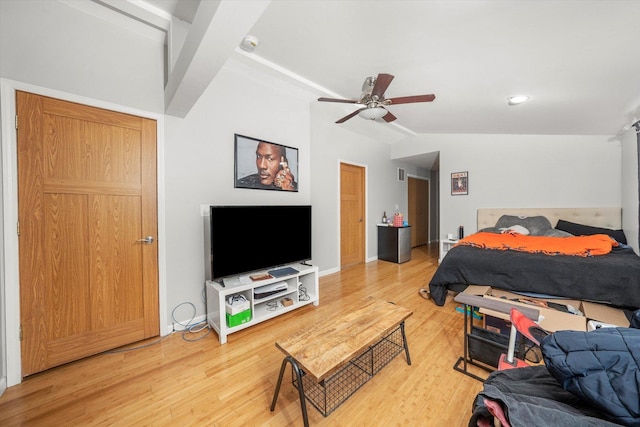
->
left=206, top=263, right=319, bottom=344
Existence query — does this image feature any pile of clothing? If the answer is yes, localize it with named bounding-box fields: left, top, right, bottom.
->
left=470, top=311, right=640, bottom=427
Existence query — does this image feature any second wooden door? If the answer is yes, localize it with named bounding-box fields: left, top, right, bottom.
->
left=340, top=163, right=365, bottom=267
left=408, top=176, right=429, bottom=247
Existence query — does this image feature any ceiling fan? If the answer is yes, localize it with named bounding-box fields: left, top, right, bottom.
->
left=318, top=73, right=435, bottom=124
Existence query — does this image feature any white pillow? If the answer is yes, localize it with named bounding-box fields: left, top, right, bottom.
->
left=499, top=225, right=530, bottom=235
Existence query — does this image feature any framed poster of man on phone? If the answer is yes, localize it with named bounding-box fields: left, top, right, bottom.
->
left=234, top=134, right=299, bottom=192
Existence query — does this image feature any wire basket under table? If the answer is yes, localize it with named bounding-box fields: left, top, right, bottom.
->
left=292, top=326, right=405, bottom=416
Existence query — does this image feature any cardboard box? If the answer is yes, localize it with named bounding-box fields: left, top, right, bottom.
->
left=226, top=309, right=251, bottom=327
left=226, top=295, right=250, bottom=316
left=463, top=286, right=630, bottom=332
left=462, top=285, right=492, bottom=297
left=484, top=315, right=511, bottom=336
left=581, top=301, right=629, bottom=327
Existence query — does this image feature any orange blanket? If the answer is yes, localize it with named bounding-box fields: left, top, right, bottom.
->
left=456, top=232, right=617, bottom=257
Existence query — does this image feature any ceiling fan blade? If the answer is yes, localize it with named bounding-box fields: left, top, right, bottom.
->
left=387, top=94, right=436, bottom=104
left=371, top=73, right=394, bottom=99
left=382, top=111, right=397, bottom=122
left=335, top=108, right=365, bottom=123
left=318, top=97, right=358, bottom=104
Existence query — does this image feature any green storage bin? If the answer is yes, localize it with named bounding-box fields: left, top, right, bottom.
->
left=226, top=309, right=252, bottom=327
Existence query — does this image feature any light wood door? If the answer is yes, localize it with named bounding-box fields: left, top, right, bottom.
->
left=408, top=177, right=429, bottom=247
left=340, top=163, right=365, bottom=267
left=17, top=91, right=159, bottom=377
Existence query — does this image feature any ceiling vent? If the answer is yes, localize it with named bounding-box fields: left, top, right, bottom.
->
left=397, top=168, right=406, bottom=182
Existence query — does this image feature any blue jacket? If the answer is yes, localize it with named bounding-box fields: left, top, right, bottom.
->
left=542, top=327, right=640, bottom=426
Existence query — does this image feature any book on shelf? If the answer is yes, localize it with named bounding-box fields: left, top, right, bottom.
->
left=250, top=273, right=273, bottom=281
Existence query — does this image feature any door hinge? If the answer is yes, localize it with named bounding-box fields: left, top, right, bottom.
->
left=17, top=221, right=20, bottom=236
left=15, top=114, right=18, bottom=130
left=20, top=324, right=23, bottom=341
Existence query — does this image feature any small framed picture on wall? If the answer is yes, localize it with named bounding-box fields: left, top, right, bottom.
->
left=451, top=171, right=468, bottom=195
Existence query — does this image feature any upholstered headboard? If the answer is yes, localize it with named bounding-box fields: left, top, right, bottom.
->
left=477, top=207, right=621, bottom=231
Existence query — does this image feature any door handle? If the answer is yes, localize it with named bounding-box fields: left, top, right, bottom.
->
left=137, top=236, right=154, bottom=244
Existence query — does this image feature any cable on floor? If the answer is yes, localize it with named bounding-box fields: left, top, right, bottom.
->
left=102, top=301, right=211, bottom=354
left=172, top=301, right=211, bottom=342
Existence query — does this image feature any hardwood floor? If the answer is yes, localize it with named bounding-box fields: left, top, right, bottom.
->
left=0, top=244, right=486, bottom=426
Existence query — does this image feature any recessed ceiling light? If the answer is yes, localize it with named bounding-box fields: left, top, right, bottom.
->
left=508, top=95, right=529, bottom=106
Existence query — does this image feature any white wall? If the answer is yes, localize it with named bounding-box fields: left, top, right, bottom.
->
left=0, top=91, right=5, bottom=395
left=391, top=134, right=622, bottom=238
left=163, top=57, right=315, bottom=323
left=164, top=69, right=420, bottom=316
left=621, top=128, right=639, bottom=253
left=0, top=0, right=164, bottom=114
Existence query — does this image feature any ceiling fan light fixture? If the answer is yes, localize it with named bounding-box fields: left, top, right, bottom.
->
left=318, top=73, right=435, bottom=123
left=359, top=107, right=387, bottom=120
left=508, top=95, right=529, bottom=106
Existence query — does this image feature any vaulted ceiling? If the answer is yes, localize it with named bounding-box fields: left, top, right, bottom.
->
left=92, top=0, right=640, bottom=137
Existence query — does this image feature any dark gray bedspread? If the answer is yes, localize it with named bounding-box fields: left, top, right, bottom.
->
left=429, top=245, right=640, bottom=309
left=470, top=366, right=620, bottom=426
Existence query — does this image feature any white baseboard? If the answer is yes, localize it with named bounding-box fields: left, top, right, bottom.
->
left=318, top=267, right=340, bottom=277
left=170, top=314, right=207, bottom=332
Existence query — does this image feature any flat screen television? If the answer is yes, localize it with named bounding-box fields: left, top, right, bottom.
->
left=208, top=205, right=312, bottom=281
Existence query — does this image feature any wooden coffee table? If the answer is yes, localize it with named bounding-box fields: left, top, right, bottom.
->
left=270, top=297, right=412, bottom=426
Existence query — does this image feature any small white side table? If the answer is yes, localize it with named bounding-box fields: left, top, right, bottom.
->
left=439, top=238, right=459, bottom=263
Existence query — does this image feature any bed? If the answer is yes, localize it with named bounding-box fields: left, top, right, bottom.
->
left=429, top=207, right=640, bottom=310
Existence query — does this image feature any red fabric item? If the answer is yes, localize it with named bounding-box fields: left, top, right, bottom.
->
left=483, top=398, right=511, bottom=427
left=455, top=232, right=617, bottom=257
